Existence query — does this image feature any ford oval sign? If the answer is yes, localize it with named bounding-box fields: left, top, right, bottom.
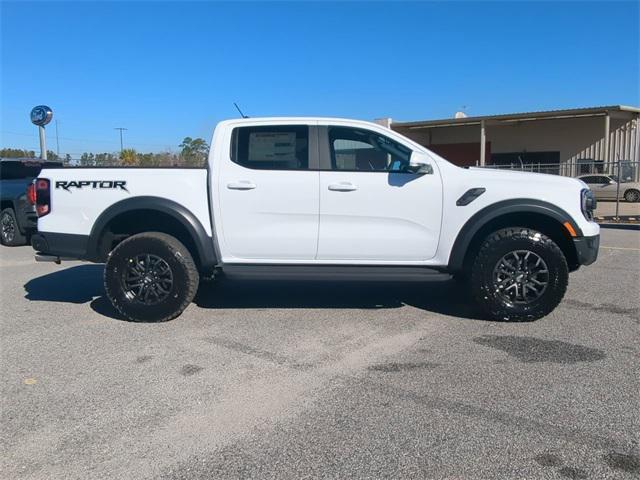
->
left=30, top=105, right=53, bottom=126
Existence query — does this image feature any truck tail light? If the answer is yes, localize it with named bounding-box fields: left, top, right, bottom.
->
left=35, top=178, right=51, bottom=217
left=27, top=183, right=37, bottom=205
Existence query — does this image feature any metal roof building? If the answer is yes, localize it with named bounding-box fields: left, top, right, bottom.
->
left=379, top=105, right=640, bottom=180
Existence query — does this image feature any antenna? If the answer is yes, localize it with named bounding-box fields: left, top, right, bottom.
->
left=234, top=102, right=248, bottom=118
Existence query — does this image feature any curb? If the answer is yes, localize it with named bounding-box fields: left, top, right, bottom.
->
left=597, top=223, right=640, bottom=231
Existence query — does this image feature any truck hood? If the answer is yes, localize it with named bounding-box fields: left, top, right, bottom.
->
left=464, top=167, right=587, bottom=191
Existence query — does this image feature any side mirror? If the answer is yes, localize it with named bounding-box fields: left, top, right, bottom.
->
left=407, top=151, right=433, bottom=174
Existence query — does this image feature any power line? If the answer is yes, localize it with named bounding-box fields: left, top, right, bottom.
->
left=1, top=130, right=183, bottom=148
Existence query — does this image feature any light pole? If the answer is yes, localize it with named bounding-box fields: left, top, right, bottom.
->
left=114, top=127, right=128, bottom=154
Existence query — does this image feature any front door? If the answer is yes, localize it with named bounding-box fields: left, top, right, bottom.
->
left=217, top=124, right=319, bottom=261
left=317, top=125, right=442, bottom=262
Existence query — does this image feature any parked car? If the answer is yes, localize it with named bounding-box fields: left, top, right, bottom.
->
left=577, top=174, right=640, bottom=202
left=30, top=117, right=599, bottom=322
left=0, top=158, right=63, bottom=246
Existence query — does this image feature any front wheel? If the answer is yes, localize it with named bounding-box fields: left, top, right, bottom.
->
left=470, top=228, right=568, bottom=322
left=104, top=232, right=199, bottom=322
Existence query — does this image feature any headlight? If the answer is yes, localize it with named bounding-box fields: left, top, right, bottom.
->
left=581, top=188, right=596, bottom=220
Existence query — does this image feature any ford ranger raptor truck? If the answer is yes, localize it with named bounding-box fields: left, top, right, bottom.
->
left=30, top=117, right=599, bottom=322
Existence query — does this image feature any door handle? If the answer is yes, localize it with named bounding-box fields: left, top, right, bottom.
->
left=328, top=182, right=358, bottom=192
left=227, top=181, right=256, bottom=190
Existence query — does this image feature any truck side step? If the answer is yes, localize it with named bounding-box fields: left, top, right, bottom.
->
left=34, top=254, right=77, bottom=264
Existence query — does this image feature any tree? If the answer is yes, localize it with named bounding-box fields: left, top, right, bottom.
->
left=0, top=148, right=37, bottom=158
left=120, top=149, right=137, bottom=166
left=79, top=152, right=95, bottom=166
left=136, top=152, right=155, bottom=167
left=179, top=137, right=209, bottom=166
left=95, top=153, right=119, bottom=167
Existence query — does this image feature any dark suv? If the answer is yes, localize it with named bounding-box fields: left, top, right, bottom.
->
left=1, top=158, right=63, bottom=246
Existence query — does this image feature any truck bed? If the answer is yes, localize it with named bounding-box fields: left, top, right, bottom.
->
left=37, top=167, right=212, bottom=237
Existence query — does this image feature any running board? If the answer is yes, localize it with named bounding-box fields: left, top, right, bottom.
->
left=221, top=264, right=449, bottom=281
left=34, top=254, right=77, bottom=264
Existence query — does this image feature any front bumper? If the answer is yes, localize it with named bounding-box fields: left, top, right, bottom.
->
left=573, top=234, right=599, bottom=266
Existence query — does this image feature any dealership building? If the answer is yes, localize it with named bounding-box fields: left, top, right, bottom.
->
left=378, top=105, right=640, bottom=181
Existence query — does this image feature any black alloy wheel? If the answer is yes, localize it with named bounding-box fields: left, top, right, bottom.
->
left=0, top=208, right=27, bottom=246
left=121, top=253, right=174, bottom=305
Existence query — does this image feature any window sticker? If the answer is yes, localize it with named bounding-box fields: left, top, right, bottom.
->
left=248, top=132, right=296, bottom=161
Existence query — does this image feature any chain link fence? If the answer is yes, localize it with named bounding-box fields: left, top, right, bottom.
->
left=478, top=160, right=640, bottom=222
left=479, top=160, right=639, bottom=183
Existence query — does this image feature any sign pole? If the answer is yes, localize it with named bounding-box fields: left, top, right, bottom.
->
left=39, top=126, right=47, bottom=160
left=30, top=105, right=53, bottom=160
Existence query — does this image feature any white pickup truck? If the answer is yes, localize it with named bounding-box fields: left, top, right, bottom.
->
left=31, top=117, right=599, bottom=322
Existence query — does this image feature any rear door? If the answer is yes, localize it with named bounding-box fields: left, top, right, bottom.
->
left=216, top=123, right=320, bottom=261
left=316, top=124, right=442, bottom=262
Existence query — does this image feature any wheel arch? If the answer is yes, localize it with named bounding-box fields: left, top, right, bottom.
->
left=1, top=199, right=16, bottom=211
left=87, top=196, right=217, bottom=272
left=448, top=199, right=582, bottom=273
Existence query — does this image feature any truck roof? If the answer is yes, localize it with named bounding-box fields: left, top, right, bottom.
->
left=217, top=117, right=388, bottom=128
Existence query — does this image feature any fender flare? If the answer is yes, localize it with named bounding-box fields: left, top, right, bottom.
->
left=447, top=198, right=582, bottom=272
left=86, top=196, right=217, bottom=269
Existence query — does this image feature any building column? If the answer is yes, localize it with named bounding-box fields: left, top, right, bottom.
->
left=480, top=120, right=486, bottom=166
left=603, top=113, right=610, bottom=166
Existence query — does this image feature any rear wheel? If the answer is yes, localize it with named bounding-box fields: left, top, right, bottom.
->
left=624, top=189, right=640, bottom=203
left=104, top=232, right=199, bottom=322
left=470, top=227, right=568, bottom=321
left=0, top=208, right=26, bottom=246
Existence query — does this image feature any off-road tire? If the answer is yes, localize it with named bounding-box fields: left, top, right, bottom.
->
left=0, top=208, right=27, bottom=246
left=104, top=232, right=199, bottom=322
left=470, top=227, right=568, bottom=322
left=624, top=189, right=640, bottom=203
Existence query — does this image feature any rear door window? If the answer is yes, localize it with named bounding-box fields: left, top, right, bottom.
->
left=231, top=125, right=309, bottom=170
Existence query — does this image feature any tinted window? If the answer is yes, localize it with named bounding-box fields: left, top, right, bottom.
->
left=231, top=125, right=309, bottom=170
left=329, top=127, right=411, bottom=172
left=1, top=161, right=42, bottom=180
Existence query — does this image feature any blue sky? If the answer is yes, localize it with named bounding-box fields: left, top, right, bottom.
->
left=1, top=1, right=638, bottom=156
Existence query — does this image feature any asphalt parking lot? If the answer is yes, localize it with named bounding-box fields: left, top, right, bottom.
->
left=1, top=229, right=639, bottom=480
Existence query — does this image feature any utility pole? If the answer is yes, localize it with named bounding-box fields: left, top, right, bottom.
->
left=114, top=127, right=128, bottom=154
